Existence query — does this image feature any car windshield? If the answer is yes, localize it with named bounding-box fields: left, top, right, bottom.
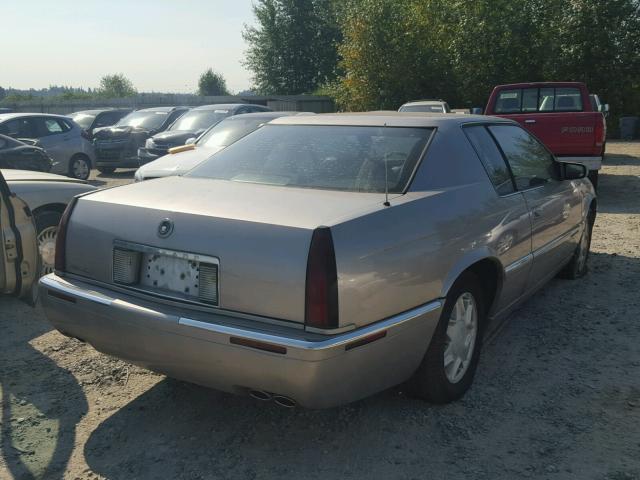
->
left=69, top=113, right=96, bottom=129
left=116, top=111, right=169, bottom=129
left=400, top=105, right=445, bottom=113
left=197, top=117, right=270, bottom=148
left=187, top=125, right=432, bottom=193
left=169, top=110, right=229, bottom=132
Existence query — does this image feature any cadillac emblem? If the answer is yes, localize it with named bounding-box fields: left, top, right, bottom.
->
left=158, top=218, right=174, bottom=238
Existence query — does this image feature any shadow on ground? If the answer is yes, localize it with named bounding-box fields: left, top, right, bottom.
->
left=82, top=248, right=640, bottom=480
left=0, top=301, right=88, bottom=480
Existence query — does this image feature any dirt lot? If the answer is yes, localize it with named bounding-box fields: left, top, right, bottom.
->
left=1, top=143, right=640, bottom=480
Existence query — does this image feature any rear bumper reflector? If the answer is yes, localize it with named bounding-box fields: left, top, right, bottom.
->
left=230, top=337, right=287, bottom=355
left=344, top=330, right=387, bottom=351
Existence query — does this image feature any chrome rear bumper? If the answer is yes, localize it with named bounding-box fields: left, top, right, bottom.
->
left=39, top=273, right=442, bottom=408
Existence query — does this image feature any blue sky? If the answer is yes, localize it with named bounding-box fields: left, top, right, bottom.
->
left=2, top=0, right=256, bottom=93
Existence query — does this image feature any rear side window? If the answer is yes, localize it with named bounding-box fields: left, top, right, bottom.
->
left=464, top=126, right=515, bottom=195
left=495, top=87, right=584, bottom=113
left=494, top=90, right=521, bottom=113
left=488, top=125, right=558, bottom=190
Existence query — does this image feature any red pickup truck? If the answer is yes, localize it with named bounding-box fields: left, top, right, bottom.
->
left=485, top=82, right=606, bottom=187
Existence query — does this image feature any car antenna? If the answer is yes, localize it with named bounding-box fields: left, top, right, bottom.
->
left=383, top=123, right=390, bottom=207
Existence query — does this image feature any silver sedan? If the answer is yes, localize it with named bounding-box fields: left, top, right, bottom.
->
left=39, top=113, right=596, bottom=408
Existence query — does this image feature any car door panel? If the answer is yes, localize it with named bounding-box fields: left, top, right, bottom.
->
left=487, top=124, right=583, bottom=292
left=521, top=181, right=582, bottom=289
left=34, top=117, right=72, bottom=168
left=0, top=171, right=39, bottom=301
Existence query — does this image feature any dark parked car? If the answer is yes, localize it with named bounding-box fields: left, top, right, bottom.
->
left=69, top=108, right=132, bottom=139
left=93, top=106, right=189, bottom=174
left=0, top=134, right=52, bottom=172
left=137, top=104, right=272, bottom=163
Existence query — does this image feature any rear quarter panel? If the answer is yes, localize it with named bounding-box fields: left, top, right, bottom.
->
left=331, top=124, right=524, bottom=327
left=7, top=181, right=96, bottom=212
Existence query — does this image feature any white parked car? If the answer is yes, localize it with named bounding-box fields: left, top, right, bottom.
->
left=399, top=100, right=451, bottom=113
left=134, top=112, right=308, bottom=181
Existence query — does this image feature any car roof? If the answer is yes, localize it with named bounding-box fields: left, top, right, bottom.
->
left=192, top=103, right=269, bottom=111
left=0, top=112, right=71, bottom=122
left=494, top=82, right=586, bottom=89
left=402, top=100, right=447, bottom=105
left=70, top=108, right=131, bottom=115
left=137, top=106, right=188, bottom=112
left=225, top=111, right=311, bottom=120
left=270, top=111, right=509, bottom=128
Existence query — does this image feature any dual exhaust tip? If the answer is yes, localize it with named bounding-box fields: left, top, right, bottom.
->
left=249, top=390, right=297, bottom=408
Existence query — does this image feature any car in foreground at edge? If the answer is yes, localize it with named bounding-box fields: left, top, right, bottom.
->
left=0, top=169, right=39, bottom=303
left=69, top=108, right=133, bottom=139
left=93, top=106, right=189, bottom=174
left=399, top=100, right=451, bottom=113
left=3, top=169, right=96, bottom=274
left=137, top=104, right=272, bottom=165
left=0, top=113, right=95, bottom=180
left=134, top=111, right=307, bottom=181
left=39, top=112, right=596, bottom=408
left=0, top=134, right=53, bottom=172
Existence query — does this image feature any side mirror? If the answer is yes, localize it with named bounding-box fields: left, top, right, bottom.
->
left=601, top=103, right=610, bottom=117
left=562, top=162, right=587, bottom=180
left=471, top=107, right=484, bottom=115
left=185, top=137, right=197, bottom=145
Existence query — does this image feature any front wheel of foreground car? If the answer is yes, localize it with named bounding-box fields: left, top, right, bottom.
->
left=408, top=272, right=485, bottom=404
left=35, top=210, right=62, bottom=276
left=69, top=154, right=91, bottom=180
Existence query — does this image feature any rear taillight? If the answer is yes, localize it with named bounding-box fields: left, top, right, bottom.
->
left=595, top=116, right=606, bottom=148
left=305, top=227, right=339, bottom=329
left=54, top=197, right=78, bottom=273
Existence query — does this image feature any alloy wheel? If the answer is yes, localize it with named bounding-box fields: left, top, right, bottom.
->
left=444, top=292, right=478, bottom=384
left=37, top=226, right=57, bottom=275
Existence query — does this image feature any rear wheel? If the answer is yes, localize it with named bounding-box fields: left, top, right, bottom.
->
left=97, top=167, right=115, bottom=174
left=69, top=154, right=91, bottom=180
left=408, top=271, right=485, bottom=403
left=587, top=170, right=599, bottom=190
left=34, top=210, right=62, bottom=276
left=559, top=209, right=595, bottom=279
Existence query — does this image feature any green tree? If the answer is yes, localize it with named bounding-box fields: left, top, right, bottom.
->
left=243, top=0, right=342, bottom=94
left=97, top=74, right=137, bottom=98
left=198, top=69, right=230, bottom=96
left=0, top=86, right=6, bottom=101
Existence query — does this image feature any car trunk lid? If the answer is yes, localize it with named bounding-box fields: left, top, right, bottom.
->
left=63, top=177, right=388, bottom=323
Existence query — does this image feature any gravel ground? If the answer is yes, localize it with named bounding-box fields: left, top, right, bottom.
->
left=1, top=144, right=640, bottom=480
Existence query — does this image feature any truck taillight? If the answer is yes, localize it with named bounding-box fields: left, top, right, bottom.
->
left=54, top=197, right=78, bottom=273
left=305, top=227, right=339, bottom=330
left=595, top=116, right=606, bottom=148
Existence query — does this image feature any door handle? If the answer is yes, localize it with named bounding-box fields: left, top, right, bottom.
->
left=524, top=119, right=536, bottom=124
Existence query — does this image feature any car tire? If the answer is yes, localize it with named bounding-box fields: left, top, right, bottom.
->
left=587, top=170, right=599, bottom=191
left=559, top=209, right=595, bottom=279
left=69, top=154, right=91, bottom=180
left=97, top=167, right=115, bottom=175
left=34, top=210, right=62, bottom=276
left=407, top=271, right=485, bottom=404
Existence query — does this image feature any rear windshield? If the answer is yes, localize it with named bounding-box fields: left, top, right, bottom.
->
left=197, top=116, right=270, bottom=148
left=116, top=111, right=169, bottom=129
left=187, top=125, right=432, bottom=193
left=69, top=113, right=96, bottom=129
left=400, top=105, right=445, bottom=113
left=494, top=87, right=584, bottom=113
left=169, top=110, right=229, bottom=132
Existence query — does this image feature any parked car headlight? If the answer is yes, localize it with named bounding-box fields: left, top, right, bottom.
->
left=145, top=138, right=155, bottom=149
